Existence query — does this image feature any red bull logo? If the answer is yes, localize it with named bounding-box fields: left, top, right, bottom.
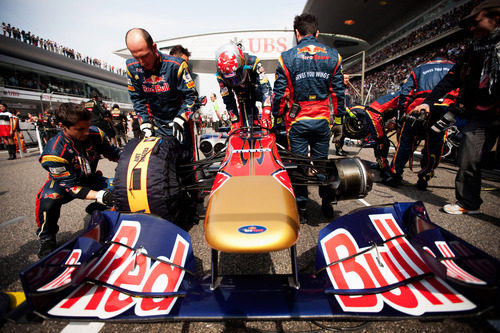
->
left=47, top=221, right=190, bottom=319
left=143, top=75, right=164, bottom=84
left=142, top=74, right=170, bottom=93
left=297, top=45, right=327, bottom=55
left=320, top=213, right=476, bottom=315
left=44, top=192, right=61, bottom=199
left=238, top=225, right=267, bottom=234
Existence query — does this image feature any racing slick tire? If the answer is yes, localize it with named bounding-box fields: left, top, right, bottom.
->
left=114, top=137, right=181, bottom=221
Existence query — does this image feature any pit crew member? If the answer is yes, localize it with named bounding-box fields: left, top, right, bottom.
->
left=384, top=54, right=458, bottom=190
left=344, top=90, right=401, bottom=177
left=272, top=13, right=345, bottom=219
left=215, top=42, right=272, bottom=130
left=125, top=28, right=198, bottom=154
left=35, top=103, right=120, bottom=258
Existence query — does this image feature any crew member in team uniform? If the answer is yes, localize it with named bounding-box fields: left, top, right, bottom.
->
left=126, top=28, right=200, bottom=208
left=384, top=54, right=458, bottom=190
left=35, top=103, right=120, bottom=258
left=272, top=13, right=345, bottom=219
left=125, top=28, right=198, bottom=154
left=215, top=42, right=272, bottom=130
left=343, top=90, right=401, bottom=178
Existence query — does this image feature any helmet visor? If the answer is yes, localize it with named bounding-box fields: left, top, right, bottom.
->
left=222, top=67, right=248, bottom=87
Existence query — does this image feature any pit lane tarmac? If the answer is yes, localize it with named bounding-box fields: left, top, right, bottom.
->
left=0, top=143, right=499, bottom=332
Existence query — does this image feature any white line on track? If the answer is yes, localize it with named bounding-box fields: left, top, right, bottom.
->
left=0, top=216, right=27, bottom=229
left=358, top=198, right=371, bottom=207
left=61, top=322, right=105, bottom=333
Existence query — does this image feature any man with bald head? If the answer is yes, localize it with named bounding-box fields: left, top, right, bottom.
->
left=125, top=28, right=198, bottom=146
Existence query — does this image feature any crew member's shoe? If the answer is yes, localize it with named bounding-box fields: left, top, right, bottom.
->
left=85, top=202, right=107, bottom=215
left=335, top=149, right=346, bottom=156
left=7, top=145, right=16, bottom=160
left=382, top=173, right=402, bottom=187
left=298, top=202, right=308, bottom=224
left=443, top=203, right=480, bottom=215
left=37, top=237, right=57, bottom=258
left=416, top=176, right=428, bottom=191
left=379, top=168, right=392, bottom=181
left=321, top=199, right=334, bottom=219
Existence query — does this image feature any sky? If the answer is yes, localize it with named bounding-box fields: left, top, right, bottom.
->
left=0, top=0, right=306, bottom=70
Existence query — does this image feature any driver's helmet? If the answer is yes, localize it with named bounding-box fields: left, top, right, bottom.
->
left=216, top=43, right=248, bottom=87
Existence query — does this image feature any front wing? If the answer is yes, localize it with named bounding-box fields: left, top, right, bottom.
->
left=17, top=202, right=499, bottom=321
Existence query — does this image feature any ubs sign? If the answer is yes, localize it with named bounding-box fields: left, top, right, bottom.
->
left=154, top=30, right=296, bottom=62
left=247, top=37, right=288, bottom=54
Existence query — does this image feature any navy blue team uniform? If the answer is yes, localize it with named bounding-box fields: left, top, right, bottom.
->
left=126, top=51, right=198, bottom=159
left=35, top=127, right=120, bottom=241
left=272, top=35, right=345, bottom=209
left=389, top=58, right=458, bottom=187
left=349, top=90, right=401, bottom=172
left=216, top=54, right=272, bottom=128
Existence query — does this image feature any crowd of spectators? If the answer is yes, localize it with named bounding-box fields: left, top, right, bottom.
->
left=346, top=0, right=481, bottom=104
left=1, top=22, right=125, bottom=76
left=349, top=0, right=476, bottom=74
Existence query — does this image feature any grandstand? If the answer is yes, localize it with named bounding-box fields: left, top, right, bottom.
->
left=0, top=34, right=132, bottom=118
left=304, top=0, right=474, bottom=104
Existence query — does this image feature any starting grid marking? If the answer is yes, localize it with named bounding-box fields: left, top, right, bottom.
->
left=358, top=198, right=371, bottom=207
left=61, top=322, right=104, bottom=333
left=0, top=216, right=27, bottom=230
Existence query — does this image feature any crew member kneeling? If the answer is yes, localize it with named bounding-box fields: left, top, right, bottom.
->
left=35, top=103, right=120, bottom=258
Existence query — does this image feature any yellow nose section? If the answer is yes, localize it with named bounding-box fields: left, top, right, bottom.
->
left=204, top=176, right=300, bottom=253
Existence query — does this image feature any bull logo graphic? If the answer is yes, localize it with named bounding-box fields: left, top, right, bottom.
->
left=297, top=45, right=327, bottom=55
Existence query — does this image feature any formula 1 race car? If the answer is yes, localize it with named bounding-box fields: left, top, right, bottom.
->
left=12, top=126, right=500, bottom=322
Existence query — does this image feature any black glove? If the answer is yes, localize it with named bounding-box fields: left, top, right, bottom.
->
left=96, top=189, right=114, bottom=207
left=169, top=116, right=186, bottom=143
